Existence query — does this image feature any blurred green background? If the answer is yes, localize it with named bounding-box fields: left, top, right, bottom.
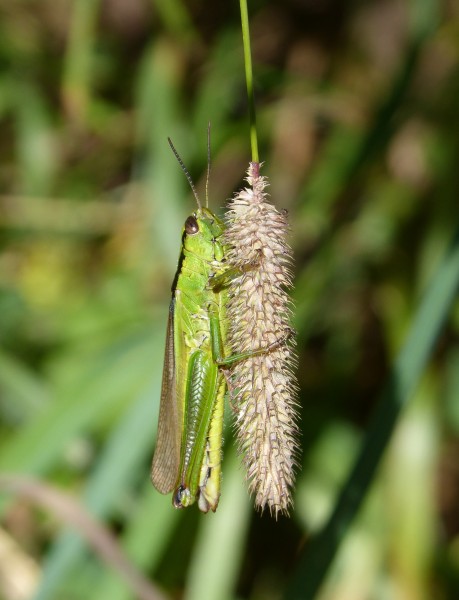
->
left=1, top=0, right=459, bottom=599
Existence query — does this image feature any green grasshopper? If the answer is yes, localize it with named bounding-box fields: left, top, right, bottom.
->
left=151, top=137, right=247, bottom=512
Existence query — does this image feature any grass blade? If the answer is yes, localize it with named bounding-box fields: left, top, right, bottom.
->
left=286, top=227, right=459, bottom=599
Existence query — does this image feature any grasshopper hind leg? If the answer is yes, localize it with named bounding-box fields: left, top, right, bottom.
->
left=197, top=373, right=225, bottom=512
left=173, top=485, right=192, bottom=509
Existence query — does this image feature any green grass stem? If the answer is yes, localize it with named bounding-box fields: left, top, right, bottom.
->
left=239, top=0, right=259, bottom=163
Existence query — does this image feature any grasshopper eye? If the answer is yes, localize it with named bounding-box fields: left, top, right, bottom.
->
left=185, top=216, right=199, bottom=235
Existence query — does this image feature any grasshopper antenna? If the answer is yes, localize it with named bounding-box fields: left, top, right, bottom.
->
left=205, top=122, right=211, bottom=208
left=168, top=137, right=202, bottom=210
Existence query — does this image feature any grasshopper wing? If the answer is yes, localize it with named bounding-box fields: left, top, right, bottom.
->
left=151, top=301, right=181, bottom=493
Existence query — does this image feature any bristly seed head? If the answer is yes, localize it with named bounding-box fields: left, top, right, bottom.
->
left=223, top=162, right=300, bottom=518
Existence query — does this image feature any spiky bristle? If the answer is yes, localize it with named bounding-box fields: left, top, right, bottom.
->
left=224, top=162, right=300, bottom=517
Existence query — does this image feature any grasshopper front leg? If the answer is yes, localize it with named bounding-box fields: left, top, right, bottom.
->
left=208, top=249, right=263, bottom=291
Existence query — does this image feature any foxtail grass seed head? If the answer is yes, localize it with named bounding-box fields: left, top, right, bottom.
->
left=223, top=162, right=300, bottom=517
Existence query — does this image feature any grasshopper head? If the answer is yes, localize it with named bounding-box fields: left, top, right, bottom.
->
left=182, top=208, right=225, bottom=261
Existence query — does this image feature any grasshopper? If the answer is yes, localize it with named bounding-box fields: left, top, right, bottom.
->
left=151, top=137, right=243, bottom=512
